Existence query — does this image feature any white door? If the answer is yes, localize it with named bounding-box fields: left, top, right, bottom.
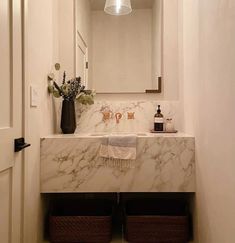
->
left=0, top=0, right=25, bottom=242
left=76, top=31, right=88, bottom=88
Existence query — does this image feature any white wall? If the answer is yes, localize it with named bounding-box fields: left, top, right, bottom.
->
left=181, top=0, right=235, bottom=242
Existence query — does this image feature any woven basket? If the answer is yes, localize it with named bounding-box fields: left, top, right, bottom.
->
left=49, top=199, right=112, bottom=243
left=124, top=199, right=190, bottom=243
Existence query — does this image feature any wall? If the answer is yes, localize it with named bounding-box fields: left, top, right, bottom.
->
left=49, top=0, right=90, bottom=83
left=24, top=0, right=58, bottom=242
left=76, top=100, right=181, bottom=133
left=181, top=0, right=235, bottom=242
left=178, top=1, right=199, bottom=241
left=91, top=9, right=152, bottom=93
left=162, top=0, right=179, bottom=100
left=57, top=0, right=75, bottom=80
left=76, top=0, right=91, bottom=45
left=152, top=0, right=162, bottom=89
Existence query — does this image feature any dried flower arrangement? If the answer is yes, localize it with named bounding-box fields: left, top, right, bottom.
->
left=48, top=71, right=95, bottom=105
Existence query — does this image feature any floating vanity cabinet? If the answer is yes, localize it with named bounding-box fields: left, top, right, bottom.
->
left=40, top=133, right=195, bottom=193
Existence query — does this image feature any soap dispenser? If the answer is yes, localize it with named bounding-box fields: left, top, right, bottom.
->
left=154, top=105, right=164, bottom=131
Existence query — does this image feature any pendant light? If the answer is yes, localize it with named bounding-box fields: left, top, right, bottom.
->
left=104, top=0, right=132, bottom=16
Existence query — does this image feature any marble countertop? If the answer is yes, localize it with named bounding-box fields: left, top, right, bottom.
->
left=42, top=132, right=194, bottom=139
left=40, top=132, right=195, bottom=193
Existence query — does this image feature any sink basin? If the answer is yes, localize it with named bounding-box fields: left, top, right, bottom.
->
left=88, top=132, right=149, bottom=137
left=134, top=133, right=149, bottom=136
left=89, top=133, right=108, bottom=137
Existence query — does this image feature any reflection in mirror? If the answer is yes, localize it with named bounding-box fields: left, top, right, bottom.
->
left=56, top=0, right=162, bottom=94
left=89, top=0, right=162, bottom=93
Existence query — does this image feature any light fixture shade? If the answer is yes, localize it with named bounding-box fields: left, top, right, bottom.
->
left=104, top=0, right=132, bottom=16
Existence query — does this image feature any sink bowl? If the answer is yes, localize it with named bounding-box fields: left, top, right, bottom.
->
left=88, top=132, right=149, bottom=137
left=89, top=133, right=108, bottom=137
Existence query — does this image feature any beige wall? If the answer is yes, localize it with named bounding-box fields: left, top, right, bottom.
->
left=181, top=0, right=235, bottom=242
left=76, top=0, right=91, bottom=45
left=57, top=0, right=75, bottom=80
left=91, top=9, right=152, bottom=93
left=24, top=0, right=58, bottom=242
left=152, top=0, right=162, bottom=89
left=162, top=0, right=179, bottom=100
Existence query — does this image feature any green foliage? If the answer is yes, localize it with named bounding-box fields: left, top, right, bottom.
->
left=48, top=71, right=95, bottom=105
left=76, top=92, right=95, bottom=105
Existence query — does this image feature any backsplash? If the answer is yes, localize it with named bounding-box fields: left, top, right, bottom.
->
left=74, top=101, right=182, bottom=133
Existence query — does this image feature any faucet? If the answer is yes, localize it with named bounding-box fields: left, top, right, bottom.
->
left=127, top=112, right=135, bottom=120
left=115, top=113, right=122, bottom=124
left=102, top=111, right=111, bottom=122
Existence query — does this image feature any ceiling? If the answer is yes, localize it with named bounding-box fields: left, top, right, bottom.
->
left=90, top=0, right=154, bottom=11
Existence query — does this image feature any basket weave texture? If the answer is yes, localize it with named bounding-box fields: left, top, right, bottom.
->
left=124, top=199, right=190, bottom=243
left=50, top=215, right=112, bottom=243
left=125, top=215, right=189, bottom=243
left=49, top=199, right=112, bottom=243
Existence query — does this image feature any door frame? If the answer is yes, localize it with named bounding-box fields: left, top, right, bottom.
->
left=21, top=0, right=29, bottom=241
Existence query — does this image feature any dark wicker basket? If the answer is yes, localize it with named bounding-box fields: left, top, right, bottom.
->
left=124, top=199, right=190, bottom=243
left=49, top=199, right=112, bottom=243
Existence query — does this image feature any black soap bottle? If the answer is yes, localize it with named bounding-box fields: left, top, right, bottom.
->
left=154, top=105, right=164, bottom=131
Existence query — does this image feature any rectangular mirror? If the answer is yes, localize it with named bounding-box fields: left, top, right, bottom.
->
left=55, top=0, right=182, bottom=96
left=73, top=0, right=162, bottom=94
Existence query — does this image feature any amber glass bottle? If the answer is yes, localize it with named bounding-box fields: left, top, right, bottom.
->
left=154, top=105, right=164, bottom=131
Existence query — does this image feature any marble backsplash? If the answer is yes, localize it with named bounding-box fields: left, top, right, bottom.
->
left=55, top=100, right=181, bottom=134
left=75, top=100, right=181, bottom=134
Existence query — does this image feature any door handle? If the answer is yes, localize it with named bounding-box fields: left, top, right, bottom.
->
left=14, top=138, right=31, bottom=152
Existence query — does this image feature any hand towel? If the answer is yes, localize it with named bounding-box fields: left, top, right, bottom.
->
left=99, top=135, right=109, bottom=158
left=99, top=134, right=137, bottom=160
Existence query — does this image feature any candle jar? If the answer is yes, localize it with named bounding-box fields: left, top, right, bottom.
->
left=165, top=118, right=175, bottom=132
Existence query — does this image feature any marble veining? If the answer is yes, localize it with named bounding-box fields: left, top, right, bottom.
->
left=40, top=134, right=195, bottom=193
left=75, top=101, right=181, bottom=133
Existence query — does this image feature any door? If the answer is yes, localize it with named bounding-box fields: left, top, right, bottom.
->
left=76, top=30, right=88, bottom=88
left=0, top=0, right=25, bottom=242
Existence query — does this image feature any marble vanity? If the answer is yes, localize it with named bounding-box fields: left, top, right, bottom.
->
left=40, top=133, right=195, bottom=193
